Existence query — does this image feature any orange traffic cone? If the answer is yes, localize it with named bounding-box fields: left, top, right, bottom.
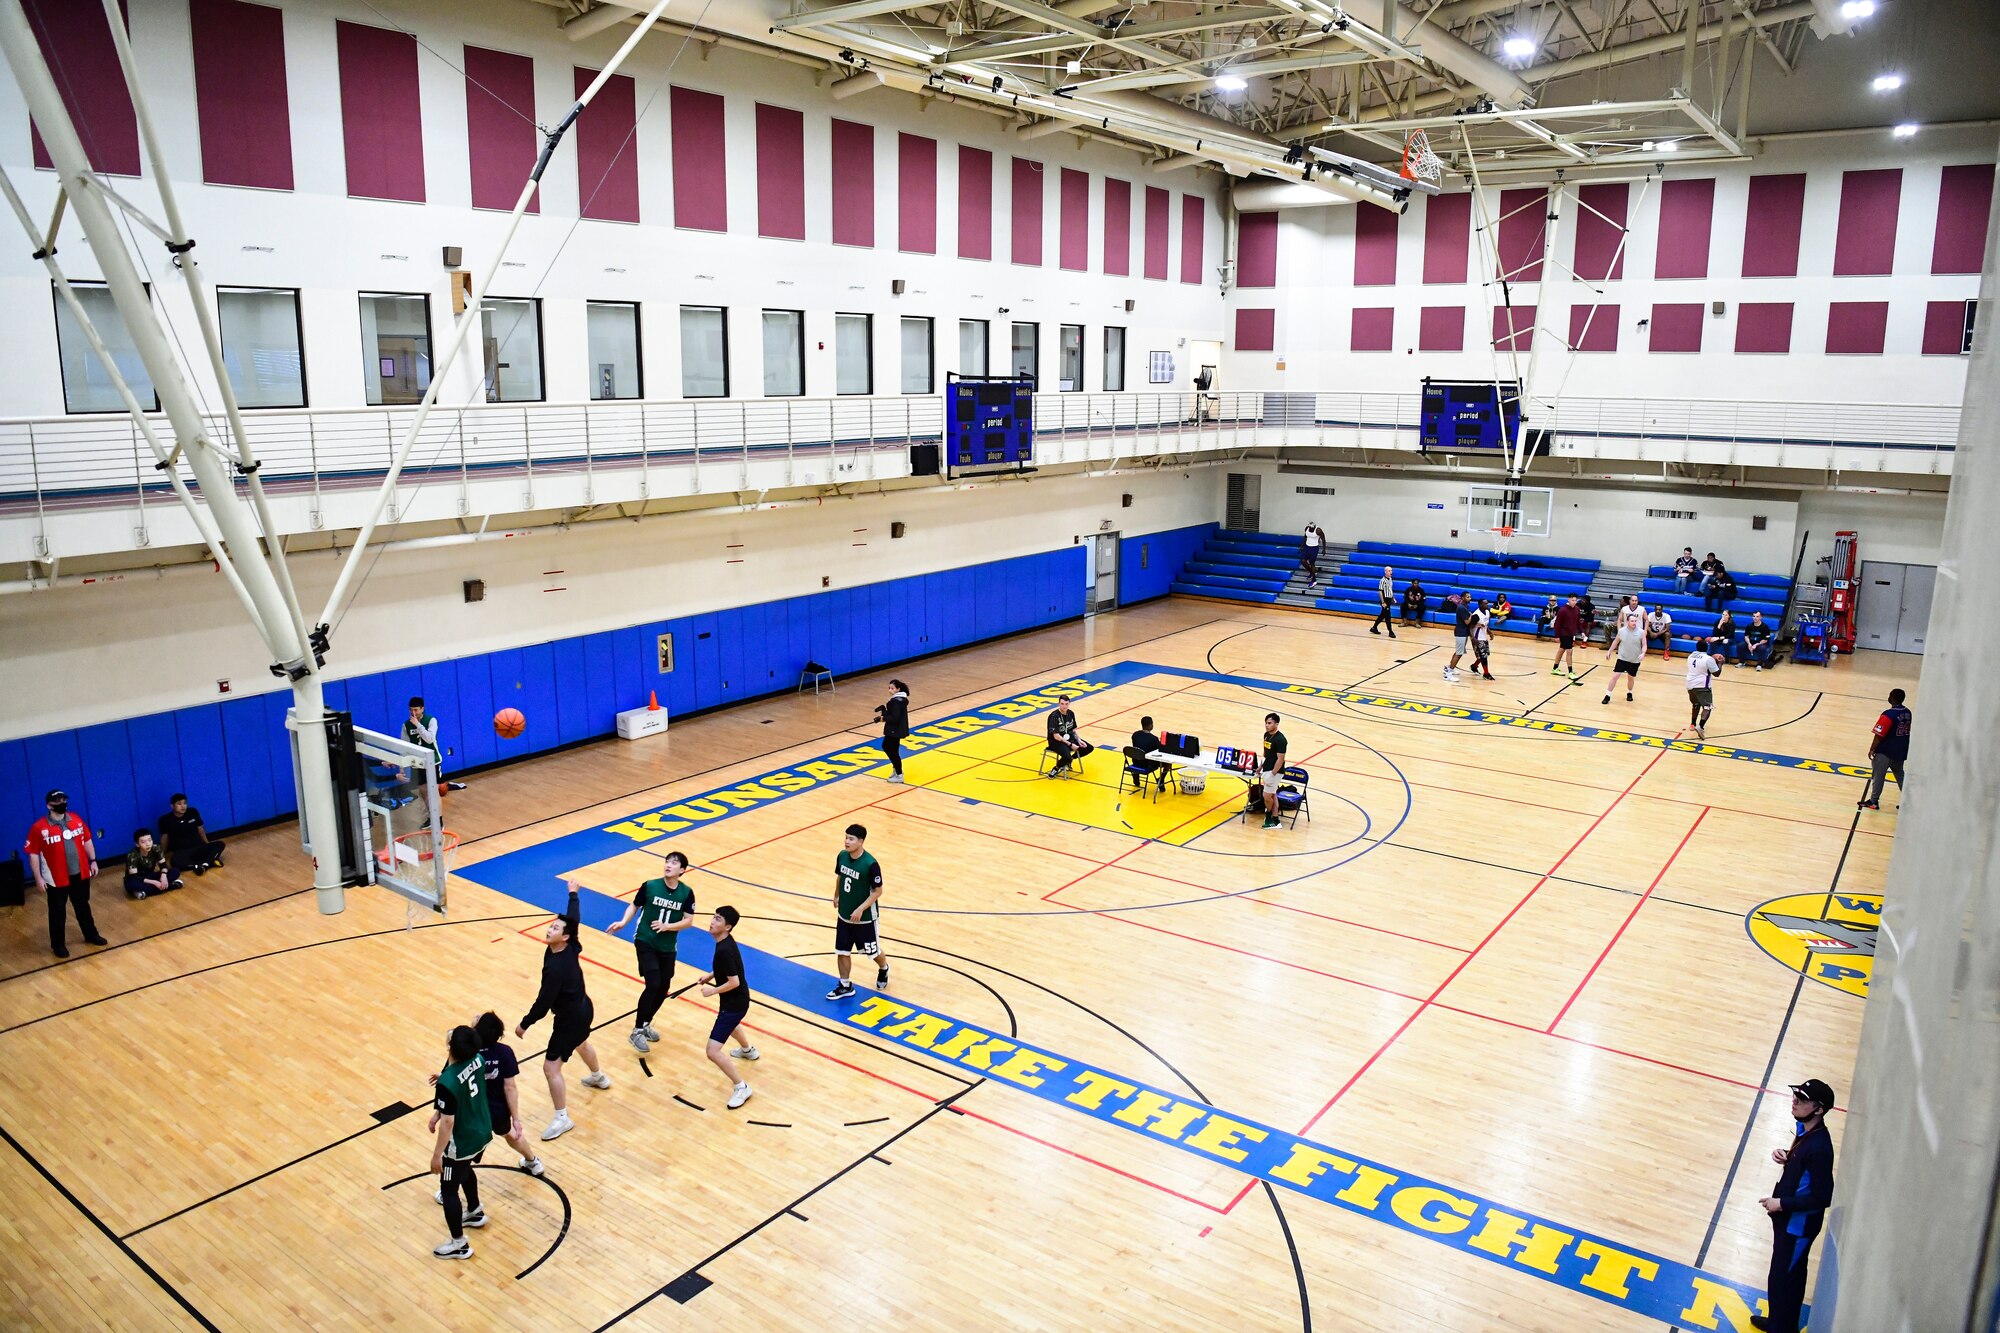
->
left=647, top=690, right=661, bottom=711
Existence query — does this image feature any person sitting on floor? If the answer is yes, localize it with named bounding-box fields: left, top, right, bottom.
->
left=157, top=793, right=226, bottom=876
left=1742, top=612, right=1776, bottom=670
left=1401, top=580, right=1428, bottom=627
left=123, top=829, right=182, bottom=899
left=1045, top=695, right=1095, bottom=777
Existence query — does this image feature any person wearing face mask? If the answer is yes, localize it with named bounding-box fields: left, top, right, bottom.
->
left=516, top=879, right=611, bottom=1141
left=1752, top=1078, right=1836, bottom=1332
left=23, top=790, right=106, bottom=958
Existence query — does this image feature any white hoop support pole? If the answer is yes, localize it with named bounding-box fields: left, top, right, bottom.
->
left=320, top=0, right=679, bottom=632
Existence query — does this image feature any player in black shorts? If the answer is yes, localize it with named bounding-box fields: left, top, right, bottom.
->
left=606, top=851, right=698, bottom=1054
left=701, top=906, right=758, bottom=1109
left=516, top=880, right=610, bottom=1142
left=432, top=1011, right=545, bottom=1204
left=826, top=823, right=889, bottom=1000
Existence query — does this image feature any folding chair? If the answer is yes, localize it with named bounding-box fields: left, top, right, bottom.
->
left=1272, top=765, right=1310, bottom=827
left=1040, top=739, right=1092, bottom=777
left=1117, top=747, right=1164, bottom=802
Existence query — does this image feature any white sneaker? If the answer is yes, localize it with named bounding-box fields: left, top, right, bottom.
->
left=519, top=1157, right=545, bottom=1176
left=540, top=1112, right=574, bottom=1142
left=433, top=1238, right=472, bottom=1260
left=731, top=1045, right=761, bottom=1061
left=433, top=1189, right=443, bottom=1204
left=641, top=1024, right=660, bottom=1042
left=727, top=1082, right=754, bottom=1109
left=581, top=1071, right=611, bottom=1090
left=461, top=1207, right=488, bottom=1229
left=627, top=1028, right=650, bottom=1054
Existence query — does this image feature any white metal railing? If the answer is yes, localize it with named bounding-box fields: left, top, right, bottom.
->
left=0, top=389, right=1959, bottom=519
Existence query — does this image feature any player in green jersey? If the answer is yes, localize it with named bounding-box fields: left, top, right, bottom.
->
left=825, top=823, right=889, bottom=1000
left=430, top=1025, right=494, bottom=1260
left=607, top=850, right=699, bottom=1054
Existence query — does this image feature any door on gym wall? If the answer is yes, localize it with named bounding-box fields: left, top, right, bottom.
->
left=1226, top=473, right=1262, bottom=531
left=1091, top=532, right=1119, bottom=612
left=1857, top=561, right=1937, bottom=654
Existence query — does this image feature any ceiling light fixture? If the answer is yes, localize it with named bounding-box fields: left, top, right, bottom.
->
left=1892, top=122, right=1919, bottom=138
left=1840, top=0, right=1875, bottom=18
left=1501, top=34, right=1535, bottom=59
left=1215, top=72, right=1248, bottom=92
left=1872, top=73, right=1904, bottom=92
left=1657, top=139, right=1679, bottom=153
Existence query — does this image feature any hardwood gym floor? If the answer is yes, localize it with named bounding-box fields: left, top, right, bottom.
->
left=0, top=597, right=1907, bottom=1330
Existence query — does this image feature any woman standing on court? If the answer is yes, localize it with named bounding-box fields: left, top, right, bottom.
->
left=876, top=679, right=911, bottom=784
left=517, top=879, right=610, bottom=1142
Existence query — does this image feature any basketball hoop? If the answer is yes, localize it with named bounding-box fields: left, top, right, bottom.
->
left=378, top=827, right=458, bottom=874
left=1491, top=525, right=1516, bottom=556
left=1401, top=129, right=1445, bottom=186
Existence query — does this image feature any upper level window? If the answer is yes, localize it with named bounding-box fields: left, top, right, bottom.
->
left=54, top=282, right=159, bottom=414
left=218, top=287, right=306, bottom=408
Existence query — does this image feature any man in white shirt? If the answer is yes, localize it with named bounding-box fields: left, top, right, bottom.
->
left=1684, top=639, right=1724, bottom=739
left=1645, top=606, right=1674, bottom=660
left=1301, top=523, right=1324, bottom=586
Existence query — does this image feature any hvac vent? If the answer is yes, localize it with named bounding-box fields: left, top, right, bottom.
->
left=1294, top=485, right=1336, bottom=496
left=1646, top=508, right=1699, bottom=520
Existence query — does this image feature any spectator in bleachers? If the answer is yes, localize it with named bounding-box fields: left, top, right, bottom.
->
left=158, top=793, right=226, bottom=876
left=123, top=829, right=182, bottom=899
left=1646, top=605, right=1674, bottom=660
left=1535, top=595, right=1559, bottom=638
left=1370, top=567, right=1398, bottom=638
left=1576, top=592, right=1599, bottom=646
left=1674, top=548, right=1699, bottom=593
left=1705, top=564, right=1737, bottom=611
left=1743, top=612, right=1775, bottom=670
left=1698, top=552, right=1722, bottom=592
left=1300, top=524, right=1324, bottom=586
left=1401, top=579, right=1428, bottom=627
left=1492, top=592, right=1513, bottom=624
left=1712, top=608, right=1740, bottom=660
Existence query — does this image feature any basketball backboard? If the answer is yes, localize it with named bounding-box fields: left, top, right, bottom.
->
left=287, top=711, right=449, bottom=911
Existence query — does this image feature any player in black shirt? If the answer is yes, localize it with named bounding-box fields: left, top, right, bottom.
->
left=701, top=906, right=757, bottom=1109
left=1255, top=713, right=1288, bottom=829
left=516, top=881, right=610, bottom=1141
left=1754, top=1079, right=1836, bottom=1332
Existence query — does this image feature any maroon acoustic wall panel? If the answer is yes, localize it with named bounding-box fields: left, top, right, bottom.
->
left=898, top=133, right=936, bottom=255
left=1235, top=308, right=1275, bottom=352
left=573, top=66, right=639, bottom=222
left=465, top=47, right=538, bottom=213
left=1922, top=300, right=1969, bottom=355
left=1492, top=305, right=1536, bottom=352
left=27, top=0, right=139, bottom=175
left=671, top=87, right=727, bottom=232
left=1653, top=178, right=1715, bottom=279
left=1059, top=168, right=1089, bottom=271
left=958, top=146, right=992, bottom=260
left=1419, top=306, right=1464, bottom=352
left=831, top=118, right=874, bottom=247
left=1571, top=183, right=1627, bottom=281
left=754, top=104, right=804, bottom=240
left=1933, top=164, right=1997, bottom=274
left=1011, top=157, right=1043, bottom=266
left=1648, top=303, right=1704, bottom=353
left=1351, top=308, right=1393, bottom=352
left=191, top=0, right=292, bottom=190
left=1735, top=302, right=1793, bottom=353
left=1741, top=174, right=1806, bottom=277
left=1497, top=187, right=1547, bottom=282
left=1238, top=211, right=1277, bottom=287
left=1353, top=204, right=1398, bottom=286
left=1422, top=193, right=1470, bottom=284
left=336, top=20, right=424, bottom=202
left=1567, top=304, right=1618, bottom=352
left=1832, top=169, right=1901, bottom=276
left=1143, top=187, right=1170, bottom=280
left=1825, top=301, right=1889, bottom=354
left=1103, top=178, right=1132, bottom=276
left=1180, top=194, right=1205, bottom=284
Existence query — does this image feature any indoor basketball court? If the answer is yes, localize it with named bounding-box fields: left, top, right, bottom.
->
left=0, top=0, right=1995, bottom=1330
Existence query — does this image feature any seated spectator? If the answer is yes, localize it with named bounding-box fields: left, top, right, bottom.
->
left=1673, top=547, right=1699, bottom=594
left=157, top=793, right=226, bottom=876
left=1712, top=609, right=1739, bottom=660
left=123, top=829, right=182, bottom=899
left=1576, top=593, right=1600, bottom=646
left=1704, top=563, right=1736, bottom=611
left=1045, top=695, right=1095, bottom=777
left=1698, top=551, right=1722, bottom=592
left=1742, top=612, right=1775, bottom=670
left=1535, top=595, right=1560, bottom=638
left=1401, top=580, right=1428, bottom=627
left=1645, top=606, right=1674, bottom=659
left=1492, top=592, right=1513, bottom=623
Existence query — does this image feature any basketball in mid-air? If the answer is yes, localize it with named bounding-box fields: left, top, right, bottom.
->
left=494, top=708, right=527, bottom=739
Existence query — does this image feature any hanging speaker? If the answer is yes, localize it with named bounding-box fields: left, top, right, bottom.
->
left=1121, top=493, right=1132, bottom=507
left=909, top=444, right=941, bottom=477
left=892, top=279, right=907, bottom=295
left=891, top=521, right=906, bottom=538
left=1124, top=299, right=1136, bottom=312
left=442, top=245, right=463, bottom=268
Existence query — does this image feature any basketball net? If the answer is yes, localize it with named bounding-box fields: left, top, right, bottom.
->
left=1401, top=129, right=1445, bottom=185
left=1491, top=525, right=1516, bottom=558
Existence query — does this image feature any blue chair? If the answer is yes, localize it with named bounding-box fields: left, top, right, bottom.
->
left=1272, top=766, right=1310, bottom=827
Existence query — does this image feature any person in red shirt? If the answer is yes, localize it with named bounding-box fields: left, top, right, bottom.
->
left=23, top=790, right=106, bottom=958
left=1549, top=594, right=1584, bottom=679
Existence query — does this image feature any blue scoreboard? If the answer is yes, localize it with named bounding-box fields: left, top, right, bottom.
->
left=1420, top=378, right=1522, bottom=452
left=946, top=373, right=1034, bottom=473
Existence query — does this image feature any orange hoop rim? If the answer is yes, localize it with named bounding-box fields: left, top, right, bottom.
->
left=1493, top=526, right=1517, bottom=538
left=377, top=828, right=459, bottom=869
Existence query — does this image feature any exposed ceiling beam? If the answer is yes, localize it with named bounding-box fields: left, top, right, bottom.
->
left=772, top=0, right=948, bottom=33
left=942, top=6, right=1290, bottom=63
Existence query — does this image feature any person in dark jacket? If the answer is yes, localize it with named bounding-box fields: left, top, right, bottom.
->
left=1705, top=563, right=1737, bottom=611
left=1401, top=580, right=1428, bottom=627
left=1752, top=1078, right=1836, bottom=1332
left=516, top=880, right=610, bottom=1141
left=875, top=679, right=911, bottom=784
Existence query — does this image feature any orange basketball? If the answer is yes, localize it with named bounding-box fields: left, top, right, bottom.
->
left=494, top=708, right=527, bottom=739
